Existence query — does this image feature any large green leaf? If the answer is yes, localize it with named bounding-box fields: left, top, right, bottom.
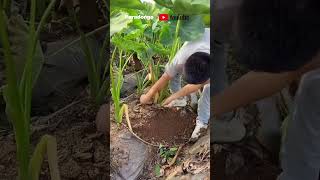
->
left=159, top=23, right=174, bottom=46
left=110, top=0, right=146, bottom=10
left=111, top=34, right=148, bottom=60
left=172, top=0, right=210, bottom=15
left=170, top=15, right=205, bottom=42
left=155, top=0, right=209, bottom=15
left=148, top=42, right=170, bottom=56
left=154, top=0, right=173, bottom=9
left=110, top=12, right=133, bottom=37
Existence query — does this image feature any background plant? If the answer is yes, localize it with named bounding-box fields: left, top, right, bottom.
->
left=136, top=70, right=149, bottom=95
left=0, top=0, right=60, bottom=179
left=110, top=47, right=131, bottom=125
left=73, top=12, right=108, bottom=105
left=110, top=0, right=210, bottom=104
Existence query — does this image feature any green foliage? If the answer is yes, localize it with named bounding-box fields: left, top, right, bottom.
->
left=74, top=13, right=108, bottom=105
left=0, top=0, right=60, bottom=179
left=171, top=0, right=210, bottom=15
left=110, top=0, right=210, bottom=104
left=110, top=11, right=133, bottom=37
left=110, top=0, right=146, bottom=10
left=159, top=144, right=178, bottom=160
left=110, top=48, right=131, bottom=124
left=154, top=164, right=161, bottom=177
left=136, top=71, right=149, bottom=95
left=29, top=135, right=60, bottom=180
left=155, top=0, right=210, bottom=15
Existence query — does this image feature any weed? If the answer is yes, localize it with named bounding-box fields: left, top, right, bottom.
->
left=159, top=144, right=178, bottom=162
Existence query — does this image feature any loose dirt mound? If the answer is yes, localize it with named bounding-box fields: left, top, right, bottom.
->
left=112, top=96, right=197, bottom=147
left=130, top=105, right=196, bottom=146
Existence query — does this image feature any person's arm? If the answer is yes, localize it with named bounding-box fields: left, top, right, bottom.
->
left=213, top=71, right=298, bottom=117
left=162, top=83, right=203, bottom=106
left=140, top=72, right=172, bottom=104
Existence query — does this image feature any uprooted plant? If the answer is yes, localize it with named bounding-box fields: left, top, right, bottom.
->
left=0, top=0, right=60, bottom=179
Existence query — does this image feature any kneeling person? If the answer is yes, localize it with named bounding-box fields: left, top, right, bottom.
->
left=140, top=29, right=210, bottom=141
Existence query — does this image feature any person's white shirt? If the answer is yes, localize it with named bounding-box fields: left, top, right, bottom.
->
left=165, top=28, right=210, bottom=78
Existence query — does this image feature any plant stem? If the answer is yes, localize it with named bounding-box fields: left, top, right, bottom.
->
left=169, top=19, right=181, bottom=63
left=48, top=24, right=108, bottom=57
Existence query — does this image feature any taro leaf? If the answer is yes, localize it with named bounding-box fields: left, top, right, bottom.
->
left=148, top=43, right=170, bottom=56
left=110, top=0, right=146, bottom=10
left=172, top=15, right=205, bottom=42
left=110, top=12, right=133, bottom=37
left=172, top=0, right=210, bottom=15
left=144, top=26, right=154, bottom=40
left=159, top=23, right=174, bottom=46
left=154, top=0, right=173, bottom=9
left=111, top=35, right=148, bottom=60
left=154, top=164, right=161, bottom=177
left=111, top=35, right=146, bottom=53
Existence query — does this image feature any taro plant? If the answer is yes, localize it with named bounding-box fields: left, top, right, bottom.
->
left=0, top=0, right=60, bottom=179
left=73, top=12, right=109, bottom=105
left=110, top=0, right=210, bottom=104
left=136, top=70, right=149, bottom=95
left=110, top=47, right=130, bottom=125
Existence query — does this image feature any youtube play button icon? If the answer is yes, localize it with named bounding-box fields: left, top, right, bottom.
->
left=159, top=14, right=169, bottom=21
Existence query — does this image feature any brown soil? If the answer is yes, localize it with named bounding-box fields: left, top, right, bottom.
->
left=212, top=147, right=281, bottom=180
left=110, top=96, right=198, bottom=179
left=0, top=99, right=109, bottom=180
left=123, top=97, right=196, bottom=146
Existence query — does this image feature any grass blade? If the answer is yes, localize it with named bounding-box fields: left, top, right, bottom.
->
left=0, top=8, right=30, bottom=179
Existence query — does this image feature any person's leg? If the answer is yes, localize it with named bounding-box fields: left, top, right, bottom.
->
left=210, top=40, right=246, bottom=143
left=279, top=69, right=320, bottom=180
left=198, top=84, right=211, bottom=124
left=169, top=74, right=182, bottom=94
left=191, top=84, right=210, bottom=139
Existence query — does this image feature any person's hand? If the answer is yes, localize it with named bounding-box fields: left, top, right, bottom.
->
left=140, top=94, right=152, bottom=104
left=162, top=96, right=175, bottom=107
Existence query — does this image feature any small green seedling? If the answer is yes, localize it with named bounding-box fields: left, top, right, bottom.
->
left=154, top=164, right=162, bottom=177
left=159, top=144, right=178, bottom=162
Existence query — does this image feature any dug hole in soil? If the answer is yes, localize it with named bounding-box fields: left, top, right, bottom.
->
left=110, top=95, right=201, bottom=179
